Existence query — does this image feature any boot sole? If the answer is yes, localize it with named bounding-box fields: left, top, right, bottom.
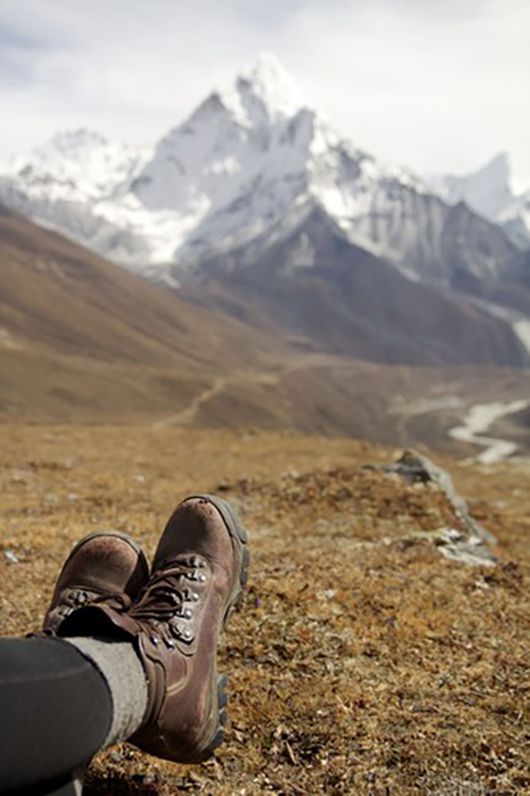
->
left=182, top=494, right=249, bottom=762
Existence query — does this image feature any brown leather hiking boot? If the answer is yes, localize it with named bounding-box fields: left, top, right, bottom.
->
left=59, top=494, right=249, bottom=763
left=43, top=532, right=149, bottom=635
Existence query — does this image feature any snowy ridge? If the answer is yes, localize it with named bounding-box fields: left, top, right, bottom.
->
left=3, top=128, right=149, bottom=203
left=0, top=53, right=528, bottom=277
left=429, top=153, right=530, bottom=249
left=0, top=55, right=433, bottom=269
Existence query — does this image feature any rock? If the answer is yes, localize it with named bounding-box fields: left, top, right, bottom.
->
left=4, top=549, right=20, bottom=564
left=383, top=450, right=496, bottom=543
left=382, top=450, right=497, bottom=566
left=432, top=526, right=496, bottom=567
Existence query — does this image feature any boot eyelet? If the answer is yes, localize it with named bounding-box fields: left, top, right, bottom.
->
left=183, top=608, right=193, bottom=619
left=170, top=622, right=184, bottom=638
left=197, top=572, right=207, bottom=583
left=150, top=635, right=160, bottom=645
left=190, top=591, right=200, bottom=602
left=181, top=629, right=194, bottom=642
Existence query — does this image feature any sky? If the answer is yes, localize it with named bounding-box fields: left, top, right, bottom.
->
left=0, top=0, right=529, bottom=188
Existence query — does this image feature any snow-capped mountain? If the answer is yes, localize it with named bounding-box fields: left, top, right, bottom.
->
left=429, top=153, right=530, bottom=249
left=0, top=128, right=153, bottom=263
left=2, top=128, right=146, bottom=203
left=0, top=54, right=528, bottom=310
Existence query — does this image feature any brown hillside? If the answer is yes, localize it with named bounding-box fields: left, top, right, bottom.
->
left=0, top=206, right=288, bottom=423
left=0, top=205, right=279, bottom=369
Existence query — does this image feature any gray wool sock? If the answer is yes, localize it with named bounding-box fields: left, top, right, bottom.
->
left=66, top=637, right=148, bottom=749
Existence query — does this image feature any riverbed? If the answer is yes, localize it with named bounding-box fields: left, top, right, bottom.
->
left=449, top=399, right=529, bottom=464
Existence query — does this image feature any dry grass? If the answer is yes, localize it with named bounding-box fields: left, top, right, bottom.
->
left=0, top=425, right=528, bottom=795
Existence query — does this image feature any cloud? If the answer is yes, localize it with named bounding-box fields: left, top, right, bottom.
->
left=0, top=0, right=528, bottom=186
left=279, top=0, right=530, bottom=182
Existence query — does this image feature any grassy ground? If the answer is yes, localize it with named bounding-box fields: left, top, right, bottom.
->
left=0, top=425, right=528, bottom=795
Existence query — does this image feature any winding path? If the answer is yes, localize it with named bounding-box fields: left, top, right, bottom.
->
left=151, top=376, right=229, bottom=430
left=151, top=354, right=357, bottom=431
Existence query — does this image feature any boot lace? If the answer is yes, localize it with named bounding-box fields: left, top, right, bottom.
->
left=130, top=555, right=208, bottom=648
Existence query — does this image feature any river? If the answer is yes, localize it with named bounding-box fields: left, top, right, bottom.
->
left=449, top=399, right=529, bottom=464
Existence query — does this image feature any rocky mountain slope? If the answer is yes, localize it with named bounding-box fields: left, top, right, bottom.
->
left=1, top=56, right=528, bottom=367
left=188, top=207, right=528, bottom=367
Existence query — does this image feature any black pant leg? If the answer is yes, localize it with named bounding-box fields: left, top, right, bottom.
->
left=4, top=773, right=81, bottom=796
left=0, top=637, right=112, bottom=793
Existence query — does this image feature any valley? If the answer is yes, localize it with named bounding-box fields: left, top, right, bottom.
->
left=1, top=206, right=528, bottom=460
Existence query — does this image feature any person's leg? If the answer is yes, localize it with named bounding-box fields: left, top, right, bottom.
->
left=0, top=529, right=151, bottom=794
left=0, top=637, right=111, bottom=793
left=0, top=635, right=148, bottom=794
left=6, top=772, right=83, bottom=796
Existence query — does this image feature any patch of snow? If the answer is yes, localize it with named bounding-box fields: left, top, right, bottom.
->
left=285, top=232, right=315, bottom=271
left=513, top=319, right=530, bottom=351
left=461, top=297, right=530, bottom=355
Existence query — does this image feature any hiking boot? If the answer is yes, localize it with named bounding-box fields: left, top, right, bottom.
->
left=43, top=532, right=149, bottom=635
left=59, top=494, right=249, bottom=763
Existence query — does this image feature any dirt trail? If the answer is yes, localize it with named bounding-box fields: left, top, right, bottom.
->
left=151, top=370, right=282, bottom=430
left=151, top=354, right=356, bottom=430
left=151, top=376, right=229, bottom=430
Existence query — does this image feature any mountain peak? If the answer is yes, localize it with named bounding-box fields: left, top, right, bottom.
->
left=471, top=152, right=511, bottom=190
left=235, top=52, right=305, bottom=120
left=429, top=151, right=516, bottom=224
left=50, top=128, right=109, bottom=151
left=6, top=127, right=144, bottom=203
left=183, top=55, right=305, bottom=132
left=2, top=56, right=529, bottom=272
